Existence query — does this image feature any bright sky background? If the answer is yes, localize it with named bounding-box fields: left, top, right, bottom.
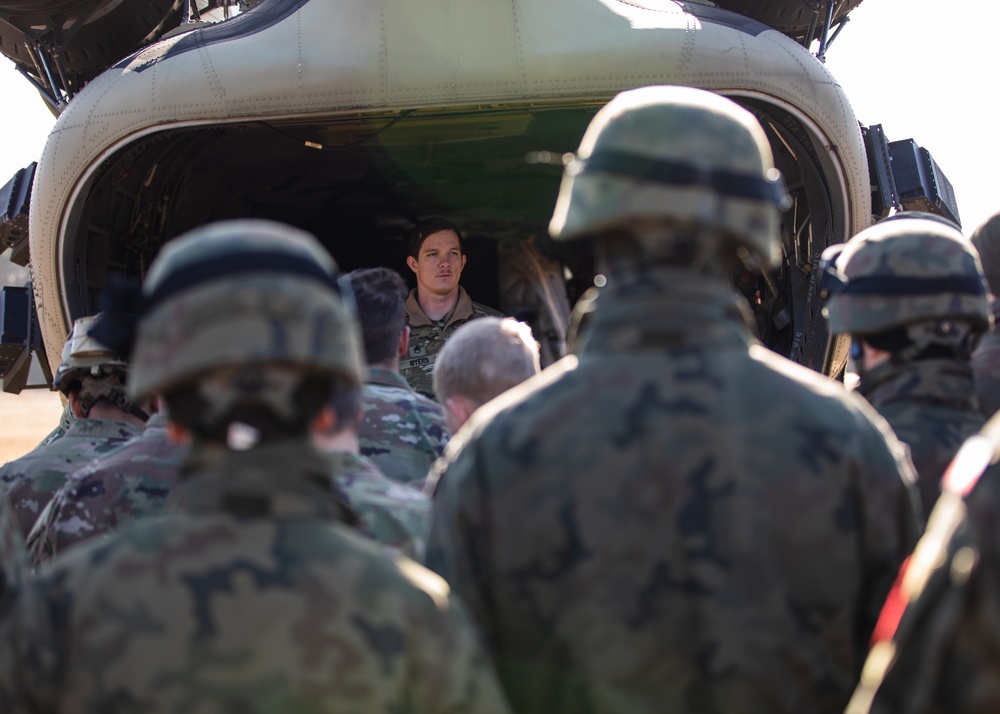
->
left=0, top=0, right=997, bottom=236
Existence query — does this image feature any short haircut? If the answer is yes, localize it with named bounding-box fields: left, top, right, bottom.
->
left=327, top=379, right=363, bottom=435
left=433, top=317, right=541, bottom=408
left=406, top=217, right=464, bottom=259
left=346, top=267, right=408, bottom=365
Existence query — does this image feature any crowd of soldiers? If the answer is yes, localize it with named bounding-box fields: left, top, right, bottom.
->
left=0, top=85, right=999, bottom=712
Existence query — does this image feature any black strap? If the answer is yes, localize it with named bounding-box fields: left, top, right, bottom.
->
left=578, top=149, right=792, bottom=209
left=840, top=275, right=987, bottom=297
left=142, top=250, right=339, bottom=314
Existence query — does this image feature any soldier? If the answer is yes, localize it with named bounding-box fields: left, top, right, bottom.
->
left=0, top=315, right=153, bottom=538
left=431, top=316, right=540, bottom=435
left=312, top=378, right=431, bottom=559
left=402, top=217, right=502, bottom=398
left=970, top=210, right=1000, bottom=416
left=823, top=214, right=991, bottom=516
left=425, top=86, right=922, bottom=714
left=846, top=416, right=1000, bottom=714
left=25, top=403, right=183, bottom=564
left=348, top=266, right=450, bottom=486
left=0, top=219, right=510, bottom=713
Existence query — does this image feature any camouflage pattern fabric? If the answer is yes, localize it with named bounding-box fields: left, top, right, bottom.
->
left=856, top=358, right=985, bottom=516
left=26, top=412, right=183, bottom=564
left=402, top=287, right=502, bottom=399
left=425, top=267, right=922, bottom=714
left=0, top=417, right=142, bottom=539
left=0, top=438, right=511, bottom=714
left=972, top=298, right=1000, bottom=418
left=325, top=449, right=431, bottom=560
left=0, top=494, right=28, bottom=615
left=847, top=454, right=1000, bottom=713
left=359, top=367, right=450, bottom=486
left=31, top=401, right=75, bottom=451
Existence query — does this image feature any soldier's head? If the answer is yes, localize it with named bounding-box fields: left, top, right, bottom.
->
left=970, top=210, right=1000, bottom=297
left=406, top=217, right=467, bottom=300
left=433, top=316, right=540, bottom=432
left=53, top=315, right=152, bottom=424
left=824, top=213, right=991, bottom=370
left=549, top=85, right=789, bottom=278
left=124, top=219, right=364, bottom=449
left=346, top=267, right=409, bottom=369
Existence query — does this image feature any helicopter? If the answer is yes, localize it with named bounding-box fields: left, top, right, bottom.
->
left=0, top=0, right=961, bottom=393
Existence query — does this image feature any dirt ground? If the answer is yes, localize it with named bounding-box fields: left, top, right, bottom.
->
left=0, top=389, right=64, bottom=464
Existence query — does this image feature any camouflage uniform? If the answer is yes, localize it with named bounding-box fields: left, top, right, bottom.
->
left=26, top=411, right=183, bottom=564
left=426, top=86, right=922, bottom=714
left=824, top=215, right=992, bottom=517
left=0, top=494, right=28, bottom=613
left=0, top=219, right=510, bottom=713
left=971, top=212, right=1000, bottom=417
left=359, top=367, right=450, bottom=486
left=846, top=427, right=1000, bottom=714
left=972, top=299, right=1000, bottom=416
left=32, top=401, right=75, bottom=451
left=855, top=359, right=984, bottom=515
left=0, top=417, right=142, bottom=539
left=325, top=448, right=431, bottom=559
left=1, top=440, right=510, bottom=713
left=402, top=287, right=501, bottom=399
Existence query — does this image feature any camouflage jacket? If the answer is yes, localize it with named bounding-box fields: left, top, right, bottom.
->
left=0, top=494, right=27, bottom=618
left=402, top=287, right=502, bottom=399
left=972, top=297, right=1000, bottom=417
left=0, top=418, right=142, bottom=539
left=26, top=412, right=184, bottom=565
left=0, top=438, right=510, bottom=714
left=32, top=402, right=76, bottom=451
left=848, top=450, right=1000, bottom=714
left=359, top=367, right=450, bottom=486
left=425, top=267, right=922, bottom=714
left=325, top=449, right=432, bottom=559
left=857, top=358, right=984, bottom=516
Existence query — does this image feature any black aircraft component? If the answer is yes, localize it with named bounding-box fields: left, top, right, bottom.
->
left=861, top=124, right=899, bottom=221
left=0, top=163, right=34, bottom=266
left=0, top=281, right=50, bottom=393
left=705, top=0, right=865, bottom=49
left=0, top=0, right=242, bottom=109
left=888, top=138, right=961, bottom=228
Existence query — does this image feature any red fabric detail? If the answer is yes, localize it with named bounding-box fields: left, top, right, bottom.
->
left=871, top=555, right=911, bottom=647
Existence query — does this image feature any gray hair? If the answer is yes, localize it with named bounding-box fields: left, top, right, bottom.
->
left=433, top=317, right=540, bottom=408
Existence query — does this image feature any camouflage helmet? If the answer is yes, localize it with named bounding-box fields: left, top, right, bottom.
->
left=548, top=85, right=790, bottom=269
left=127, top=219, right=364, bottom=405
left=52, top=315, right=129, bottom=394
left=824, top=214, right=991, bottom=338
left=970, top=210, right=1000, bottom=295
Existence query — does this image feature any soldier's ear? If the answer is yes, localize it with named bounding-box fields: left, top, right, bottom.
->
left=406, top=255, right=419, bottom=274
left=398, top=325, right=410, bottom=358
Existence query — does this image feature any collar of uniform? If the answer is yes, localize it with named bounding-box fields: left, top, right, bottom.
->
left=857, top=357, right=980, bottom=411
left=323, top=449, right=392, bottom=488
left=63, top=417, right=144, bottom=440
left=171, top=438, right=358, bottom=524
left=365, top=367, right=413, bottom=391
left=582, top=267, right=755, bottom=354
left=405, top=287, right=474, bottom=329
left=144, top=411, right=170, bottom=431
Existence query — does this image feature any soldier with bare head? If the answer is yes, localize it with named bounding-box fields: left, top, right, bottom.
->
left=402, top=217, right=502, bottom=399
left=0, top=220, right=511, bottom=714
left=347, top=266, right=450, bottom=487
left=431, top=316, right=540, bottom=435
left=425, top=85, right=922, bottom=714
